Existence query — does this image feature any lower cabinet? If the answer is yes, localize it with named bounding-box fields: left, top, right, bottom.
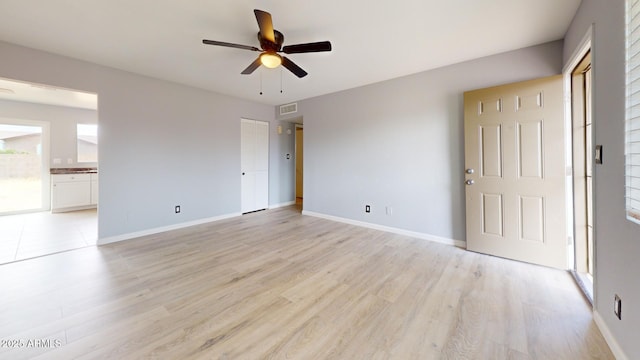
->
left=51, top=173, right=98, bottom=212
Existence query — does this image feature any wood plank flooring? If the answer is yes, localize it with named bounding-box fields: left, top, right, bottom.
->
left=0, top=206, right=613, bottom=359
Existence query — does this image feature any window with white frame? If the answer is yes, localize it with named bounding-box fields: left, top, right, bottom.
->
left=626, top=0, right=640, bottom=224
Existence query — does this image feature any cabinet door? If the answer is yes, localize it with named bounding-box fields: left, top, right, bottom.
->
left=52, top=181, right=91, bottom=209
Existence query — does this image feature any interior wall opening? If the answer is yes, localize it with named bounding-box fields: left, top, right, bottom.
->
left=0, top=77, right=98, bottom=264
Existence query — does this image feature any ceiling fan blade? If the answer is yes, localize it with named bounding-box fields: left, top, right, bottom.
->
left=254, top=9, right=275, bottom=43
left=282, top=56, right=308, bottom=78
left=203, top=39, right=260, bottom=52
left=241, top=57, right=262, bottom=75
left=282, top=41, right=332, bottom=54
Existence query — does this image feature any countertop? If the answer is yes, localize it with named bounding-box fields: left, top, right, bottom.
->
left=50, top=168, right=98, bottom=174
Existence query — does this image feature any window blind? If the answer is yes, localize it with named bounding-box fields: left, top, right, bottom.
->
left=626, top=0, right=640, bottom=224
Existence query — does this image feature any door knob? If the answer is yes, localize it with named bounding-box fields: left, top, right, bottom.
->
left=465, top=168, right=474, bottom=174
left=465, top=179, right=474, bottom=185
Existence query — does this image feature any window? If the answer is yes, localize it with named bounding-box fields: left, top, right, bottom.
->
left=77, top=124, right=98, bottom=163
left=627, top=0, right=640, bottom=224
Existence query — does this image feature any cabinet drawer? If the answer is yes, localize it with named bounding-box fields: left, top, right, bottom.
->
left=52, top=174, right=91, bottom=182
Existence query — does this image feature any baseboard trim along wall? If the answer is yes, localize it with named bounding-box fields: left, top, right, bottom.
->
left=269, top=201, right=296, bottom=209
left=98, top=212, right=242, bottom=245
left=302, top=210, right=466, bottom=248
left=593, top=310, right=628, bottom=360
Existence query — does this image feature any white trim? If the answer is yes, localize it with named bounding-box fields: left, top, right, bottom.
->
left=593, top=310, right=629, bottom=360
left=51, top=204, right=96, bottom=213
left=563, top=24, right=597, bottom=301
left=269, top=201, right=296, bottom=209
left=97, top=212, right=241, bottom=245
left=563, top=24, right=594, bottom=74
left=302, top=210, right=466, bottom=248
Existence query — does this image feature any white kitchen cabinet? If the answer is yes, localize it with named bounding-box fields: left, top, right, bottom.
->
left=51, top=173, right=96, bottom=212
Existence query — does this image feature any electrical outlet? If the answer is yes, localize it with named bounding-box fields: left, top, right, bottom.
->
left=614, top=294, right=622, bottom=320
left=175, top=205, right=181, bottom=214
left=365, top=205, right=371, bottom=213
left=386, top=206, right=393, bottom=215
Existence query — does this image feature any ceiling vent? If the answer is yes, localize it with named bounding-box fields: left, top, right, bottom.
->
left=279, top=102, right=297, bottom=116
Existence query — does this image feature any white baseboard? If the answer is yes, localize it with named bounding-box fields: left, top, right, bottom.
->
left=593, top=310, right=628, bottom=360
left=302, top=210, right=466, bottom=248
left=269, top=201, right=296, bottom=209
left=98, top=212, right=241, bottom=245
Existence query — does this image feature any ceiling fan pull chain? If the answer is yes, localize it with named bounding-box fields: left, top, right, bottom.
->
left=260, top=70, right=263, bottom=95
left=280, top=68, right=283, bottom=94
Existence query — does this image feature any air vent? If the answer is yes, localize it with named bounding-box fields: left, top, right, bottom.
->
left=279, top=103, right=297, bottom=115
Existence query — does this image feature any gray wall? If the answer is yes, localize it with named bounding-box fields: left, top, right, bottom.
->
left=280, top=41, right=563, bottom=242
left=0, top=98, right=97, bottom=167
left=0, top=41, right=294, bottom=240
left=564, top=0, right=640, bottom=357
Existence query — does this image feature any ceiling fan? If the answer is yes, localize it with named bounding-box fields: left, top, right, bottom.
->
left=202, top=9, right=332, bottom=78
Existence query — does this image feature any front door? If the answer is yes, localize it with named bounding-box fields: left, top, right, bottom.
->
left=464, top=75, right=567, bottom=269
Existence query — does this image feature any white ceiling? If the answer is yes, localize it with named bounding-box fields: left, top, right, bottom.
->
left=0, top=78, right=97, bottom=110
left=0, top=0, right=581, bottom=107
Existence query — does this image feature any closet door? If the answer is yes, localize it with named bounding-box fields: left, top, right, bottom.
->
left=241, top=119, right=269, bottom=213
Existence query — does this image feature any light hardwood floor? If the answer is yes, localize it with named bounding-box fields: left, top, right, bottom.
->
left=0, top=206, right=613, bottom=359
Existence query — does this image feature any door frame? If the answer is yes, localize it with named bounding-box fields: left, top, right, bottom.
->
left=0, top=117, right=50, bottom=214
left=294, top=123, right=303, bottom=203
left=563, top=24, right=595, bottom=303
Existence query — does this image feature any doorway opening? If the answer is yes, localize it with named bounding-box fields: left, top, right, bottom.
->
left=0, top=77, right=98, bottom=264
left=295, top=124, right=303, bottom=207
left=570, top=50, right=594, bottom=302
left=0, top=120, right=49, bottom=214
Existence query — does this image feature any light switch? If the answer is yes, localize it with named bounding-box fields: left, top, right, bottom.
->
left=53, top=158, right=61, bottom=164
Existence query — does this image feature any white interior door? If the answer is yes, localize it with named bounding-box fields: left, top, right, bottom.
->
left=241, top=119, right=268, bottom=213
left=295, top=127, right=303, bottom=199
left=464, top=75, right=567, bottom=269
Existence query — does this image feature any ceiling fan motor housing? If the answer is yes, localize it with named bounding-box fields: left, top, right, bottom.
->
left=259, top=30, right=284, bottom=52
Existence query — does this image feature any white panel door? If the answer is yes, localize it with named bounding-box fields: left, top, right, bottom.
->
left=241, top=119, right=269, bottom=213
left=464, top=75, right=567, bottom=269
left=254, top=120, right=269, bottom=210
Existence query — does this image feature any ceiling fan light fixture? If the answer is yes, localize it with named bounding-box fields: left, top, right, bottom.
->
left=260, top=52, right=282, bottom=68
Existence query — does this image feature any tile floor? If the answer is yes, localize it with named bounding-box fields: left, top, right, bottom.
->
left=0, top=209, right=97, bottom=264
